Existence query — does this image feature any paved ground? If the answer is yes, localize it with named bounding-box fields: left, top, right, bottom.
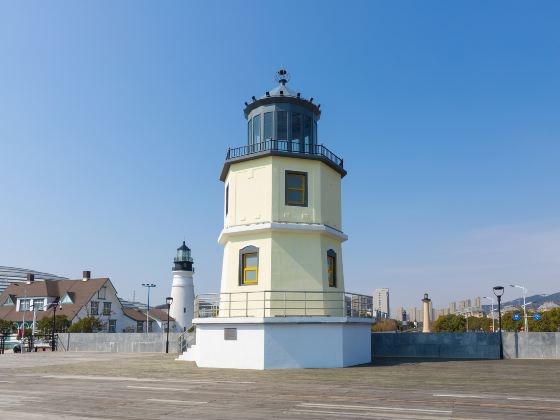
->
left=1, top=353, right=559, bottom=419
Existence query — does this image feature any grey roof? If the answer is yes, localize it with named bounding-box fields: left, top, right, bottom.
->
left=177, top=241, right=190, bottom=252
left=262, top=82, right=299, bottom=99
left=243, top=70, right=321, bottom=119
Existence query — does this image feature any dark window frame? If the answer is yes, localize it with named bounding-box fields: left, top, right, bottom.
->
left=327, top=249, right=337, bottom=288
left=102, top=301, right=111, bottom=316
left=225, top=184, right=229, bottom=216
left=91, top=301, right=99, bottom=316
left=108, top=319, right=116, bottom=333
left=239, top=245, right=259, bottom=286
left=285, top=170, right=308, bottom=207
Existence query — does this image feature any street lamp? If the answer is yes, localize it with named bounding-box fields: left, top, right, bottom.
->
left=510, top=285, right=528, bottom=333
left=49, top=298, right=62, bottom=351
left=165, top=296, right=173, bottom=354
left=142, top=283, right=156, bottom=333
left=483, top=296, right=495, bottom=332
left=493, top=286, right=505, bottom=360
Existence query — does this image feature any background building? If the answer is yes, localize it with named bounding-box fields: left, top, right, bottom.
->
left=0, top=271, right=175, bottom=333
left=373, top=288, right=390, bottom=318
left=0, top=266, right=67, bottom=294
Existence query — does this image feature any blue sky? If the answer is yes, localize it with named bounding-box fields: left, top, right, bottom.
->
left=1, top=1, right=559, bottom=311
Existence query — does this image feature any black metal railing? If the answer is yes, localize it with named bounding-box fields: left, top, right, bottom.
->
left=226, top=140, right=343, bottom=169
left=195, top=291, right=373, bottom=318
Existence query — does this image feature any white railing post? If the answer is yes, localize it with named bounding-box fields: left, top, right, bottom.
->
left=228, top=293, right=231, bottom=317
left=245, top=292, right=248, bottom=317
left=283, top=291, right=286, bottom=317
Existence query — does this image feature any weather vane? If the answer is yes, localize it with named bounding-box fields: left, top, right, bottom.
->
left=275, top=68, right=290, bottom=85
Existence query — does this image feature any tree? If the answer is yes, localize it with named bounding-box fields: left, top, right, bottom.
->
left=36, top=315, right=70, bottom=334
left=372, top=319, right=398, bottom=332
left=527, top=308, right=560, bottom=332
left=67, top=316, right=102, bottom=333
left=499, top=311, right=523, bottom=332
left=433, top=314, right=466, bottom=332
left=466, top=316, right=493, bottom=332
left=0, top=319, right=16, bottom=333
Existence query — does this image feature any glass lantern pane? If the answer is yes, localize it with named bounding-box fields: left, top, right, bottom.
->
left=277, top=111, right=287, bottom=142
left=264, top=112, right=273, bottom=141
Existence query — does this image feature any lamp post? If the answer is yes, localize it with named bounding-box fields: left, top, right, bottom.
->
left=510, top=284, right=528, bottom=333
left=142, top=283, right=156, bottom=333
left=483, top=296, right=495, bottom=332
left=49, top=298, right=62, bottom=351
left=165, top=296, right=173, bottom=354
left=493, top=286, right=505, bottom=359
left=21, top=291, right=27, bottom=354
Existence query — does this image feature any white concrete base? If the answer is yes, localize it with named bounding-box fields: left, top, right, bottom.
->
left=177, top=317, right=373, bottom=369
left=176, top=344, right=198, bottom=362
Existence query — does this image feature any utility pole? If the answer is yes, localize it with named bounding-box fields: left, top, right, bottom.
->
left=142, top=283, right=156, bottom=333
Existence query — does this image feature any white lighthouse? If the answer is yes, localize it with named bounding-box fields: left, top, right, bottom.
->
left=169, top=241, right=194, bottom=332
left=179, top=70, right=373, bottom=369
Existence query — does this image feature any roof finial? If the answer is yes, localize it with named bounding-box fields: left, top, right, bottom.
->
left=275, top=69, right=290, bottom=85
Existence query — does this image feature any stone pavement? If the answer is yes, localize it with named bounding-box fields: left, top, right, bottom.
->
left=1, top=352, right=559, bottom=419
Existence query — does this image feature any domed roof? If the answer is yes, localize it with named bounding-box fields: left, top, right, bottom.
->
left=262, top=81, right=299, bottom=99
left=177, top=241, right=190, bottom=252
left=243, top=69, right=320, bottom=119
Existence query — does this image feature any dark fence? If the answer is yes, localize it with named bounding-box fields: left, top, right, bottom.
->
left=226, top=140, right=344, bottom=169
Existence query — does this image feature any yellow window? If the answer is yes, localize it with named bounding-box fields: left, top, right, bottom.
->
left=328, top=255, right=336, bottom=287
left=286, top=172, right=306, bottom=205
left=243, top=253, right=258, bottom=284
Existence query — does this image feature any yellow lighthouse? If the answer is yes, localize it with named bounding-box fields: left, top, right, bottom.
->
left=180, top=70, right=373, bottom=369
left=218, top=70, right=348, bottom=316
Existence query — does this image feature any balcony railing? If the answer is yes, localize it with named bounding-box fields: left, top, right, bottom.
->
left=225, top=140, right=344, bottom=169
left=195, top=291, right=373, bottom=319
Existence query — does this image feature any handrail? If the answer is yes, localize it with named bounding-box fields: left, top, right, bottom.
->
left=225, top=140, right=344, bottom=169
left=194, top=290, right=372, bottom=319
left=177, top=329, right=196, bottom=353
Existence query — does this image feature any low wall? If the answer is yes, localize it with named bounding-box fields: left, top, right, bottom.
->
left=58, top=333, right=181, bottom=353
left=372, top=332, right=500, bottom=359
left=372, top=332, right=560, bottom=360
left=503, top=332, right=560, bottom=359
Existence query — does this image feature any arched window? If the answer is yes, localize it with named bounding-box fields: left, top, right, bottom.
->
left=239, top=246, right=259, bottom=285
left=327, top=249, right=337, bottom=288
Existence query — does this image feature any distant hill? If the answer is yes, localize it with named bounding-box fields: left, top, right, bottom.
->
left=482, top=292, right=560, bottom=312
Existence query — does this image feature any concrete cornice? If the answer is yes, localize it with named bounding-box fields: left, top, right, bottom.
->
left=218, top=222, right=348, bottom=245
left=193, top=316, right=373, bottom=325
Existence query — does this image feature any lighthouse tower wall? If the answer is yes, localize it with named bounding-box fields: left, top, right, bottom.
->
left=170, top=270, right=194, bottom=332
left=219, top=156, right=346, bottom=296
